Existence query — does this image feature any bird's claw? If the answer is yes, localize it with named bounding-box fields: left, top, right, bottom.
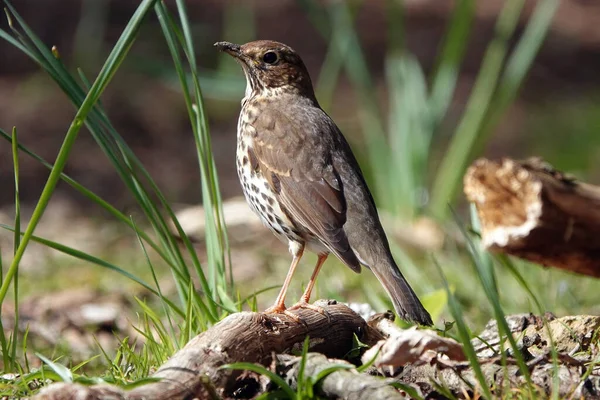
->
left=288, top=301, right=331, bottom=322
left=264, top=304, right=303, bottom=323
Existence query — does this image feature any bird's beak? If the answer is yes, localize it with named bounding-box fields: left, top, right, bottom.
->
left=214, top=41, right=243, bottom=59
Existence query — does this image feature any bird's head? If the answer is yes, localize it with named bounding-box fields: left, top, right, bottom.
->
left=215, top=40, right=316, bottom=100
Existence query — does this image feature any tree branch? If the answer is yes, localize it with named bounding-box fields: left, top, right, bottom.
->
left=36, top=300, right=381, bottom=400
left=277, top=353, right=406, bottom=400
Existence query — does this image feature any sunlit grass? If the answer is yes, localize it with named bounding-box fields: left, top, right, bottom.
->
left=0, top=0, right=233, bottom=391
left=0, top=0, right=591, bottom=398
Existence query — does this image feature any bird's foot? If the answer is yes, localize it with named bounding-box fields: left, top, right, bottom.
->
left=264, top=304, right=302, bottom=323
left=288, top=300, right=330, bottom=322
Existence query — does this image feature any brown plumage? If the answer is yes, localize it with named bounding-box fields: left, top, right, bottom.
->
left=215, top=40, right=433, bottom=325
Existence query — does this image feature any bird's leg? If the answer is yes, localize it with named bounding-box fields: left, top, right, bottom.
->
left=288, top=254, right=328, bottom=315
left=264, top=244, right=304, bottom=320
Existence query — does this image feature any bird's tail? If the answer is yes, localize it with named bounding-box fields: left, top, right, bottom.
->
left=371, top=258, right=433, bottom=326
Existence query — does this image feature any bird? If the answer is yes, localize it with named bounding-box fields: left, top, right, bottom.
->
left=215, top=40, right=433, bottom=326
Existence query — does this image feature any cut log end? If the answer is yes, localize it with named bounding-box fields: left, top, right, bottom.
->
left=464, top=157, right=600, bottom=277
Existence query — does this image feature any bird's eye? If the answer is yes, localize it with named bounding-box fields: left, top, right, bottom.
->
left=262, top=51, right=278, bottom=64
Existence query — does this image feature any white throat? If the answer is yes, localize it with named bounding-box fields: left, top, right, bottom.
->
left=244, top=78, right=252, bottom=99
left=241, top=70, right=253, bottom=106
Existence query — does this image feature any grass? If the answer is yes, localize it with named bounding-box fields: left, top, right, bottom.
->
left=222, top=337, right=355, bottom=400
left=0, top=0, right=595, bottom=398
left=0, top=0, right=234, bottom=388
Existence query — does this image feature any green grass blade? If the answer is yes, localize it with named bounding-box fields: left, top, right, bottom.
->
left=430, top=0, right=557, bottom=221
left=11, top=9, right=174, bottom=271
left=429, top=0, right=475, bottom=125
left=157, top=1, right=233, bottom=314
left=36, top=354, right=73, bottom=383
left=0, top=12, right=32, bottom=57
left=0, top=223, right=184, bottom=318
left=434, top=258, right=493, bottom=399
left=325, top=2, right=390, bottom=208
left=390, top=382, right=424, bottom=400
left=312, top=3, right=358, bottom=110
left=10, top=126, right=21, bottom=371
left=0, top=128, right=181, bottom=269
left=461, top=206, right=534, bottom=393
left=498, top=257, right=561, bottom=397
left=135, top=298, right=175, bottom=357
left=155, top=2, right=221, bottom=319
left=0, top=314, right=9, bottom=372
left=386, top=54, right=431, bottom=217
left=182, top=282, right=195, bottom=346
left=221, top=362, right=296, bottom=399
left=131, top=217, right=180, bottom=343
left=478, top=0, right=560, bottom=147
left=296, top=337, right=310, bottom=397
left=429, top=0, right=525, bottom=219
left=311, top=363, right=354, bottom=384
left=175, top=0, right=231, bottom=294
left=0, top=130, right=200, bottom=307
left=2, top=1, right=222, bottom=323
left=0, top=0, right=159, bottom=306
left=497, top=255, right=544, bottom=312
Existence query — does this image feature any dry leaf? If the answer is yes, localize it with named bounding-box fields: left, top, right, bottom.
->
left=362, top=326, right=466, bottom=368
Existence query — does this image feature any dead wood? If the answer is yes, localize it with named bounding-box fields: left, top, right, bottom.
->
left=398, top=356, right=600, bottom=399
left=33, top=305, right=600, bottom=399
left=35, top=300, right=381, bottom=400
left=376, top=313, right=600, bottom=399
left=277, top=353, right=406, bottom=399
left=464, top=157, right=600, bottom=277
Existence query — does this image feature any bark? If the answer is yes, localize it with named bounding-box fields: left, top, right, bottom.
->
left=34, top=305, right=600, bottom=399
left=398, top=358, right=600, bottom=399
left=35, top=300, right=380, bottom=400
left=277, top=353, right=406, bottom=400
left=464, top=157, right=600, bottom=277
left=397, top=314, right=600, bottom=399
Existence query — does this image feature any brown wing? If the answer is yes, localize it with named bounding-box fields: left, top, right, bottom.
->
left=250, top=106, right=361, bottom=272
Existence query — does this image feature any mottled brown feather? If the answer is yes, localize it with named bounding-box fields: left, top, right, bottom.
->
left=251, top=107, right=361, bottom=272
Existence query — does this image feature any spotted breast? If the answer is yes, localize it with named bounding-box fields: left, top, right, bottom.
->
left=236, top=97, right=307, bottom=254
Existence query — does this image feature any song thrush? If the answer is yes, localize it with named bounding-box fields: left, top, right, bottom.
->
left=215, top=40, right=432, bottom=325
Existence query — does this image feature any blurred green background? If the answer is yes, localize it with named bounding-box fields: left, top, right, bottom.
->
left=0, top=0, right=599, bottom=336
left=1, top=0, right=598, bottom=211
left=1, top=2, right=600, bottom=394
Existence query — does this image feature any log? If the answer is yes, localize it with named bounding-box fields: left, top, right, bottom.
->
left=34, top=303, right=600, bottom=399
left=35, top=300, right=381, bottom=400
left=398, top=314, right=600, bottom=399
left=464, top=157, right=600, bottom=277
left=398, top=355, right=600, bottom=399
left=277, top=353, right=406, bottom=400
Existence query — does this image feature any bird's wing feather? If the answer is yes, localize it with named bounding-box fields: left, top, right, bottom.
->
left=251, top=106, right=361, bottom=272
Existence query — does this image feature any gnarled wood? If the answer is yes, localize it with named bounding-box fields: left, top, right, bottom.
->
left=277, top=353, right=406, bottom=399
left=464, top=157, right=600, bottom=277
left=34, top=306, right=600, bottom=399
left=398, top=314, right=600, bottom=399
left=35, top=300, right=380, bottom=400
